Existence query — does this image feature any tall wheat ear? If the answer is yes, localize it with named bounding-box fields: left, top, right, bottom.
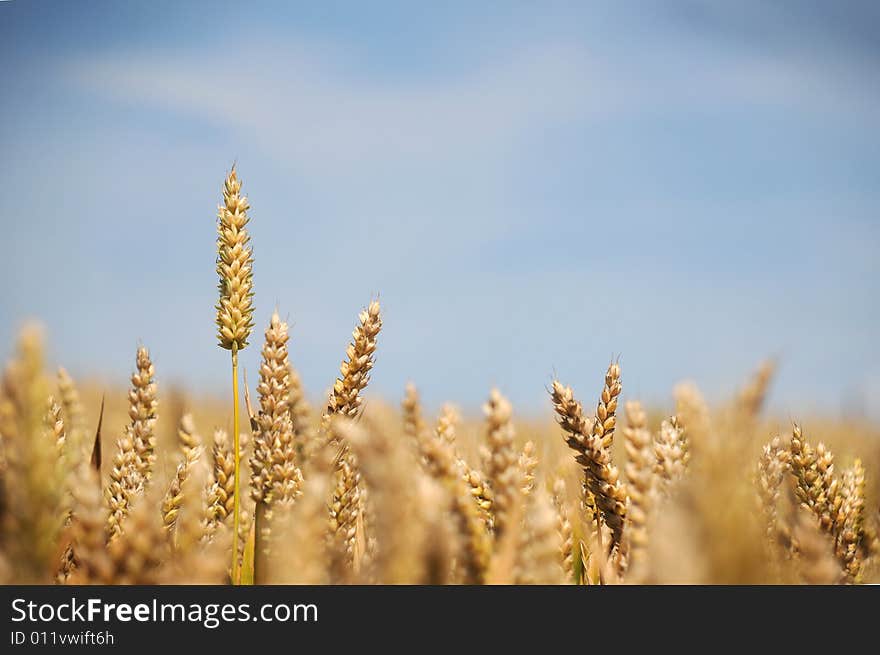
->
left=215, top=166, right=255, bottom=583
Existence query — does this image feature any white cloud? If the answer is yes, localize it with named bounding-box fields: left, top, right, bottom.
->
left=67, top=33, right=879, bottom=181
left=68, top=41, right=602, bottom=174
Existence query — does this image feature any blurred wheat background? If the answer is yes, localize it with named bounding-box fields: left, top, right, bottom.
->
left=1, top=2, right=878, bottom=584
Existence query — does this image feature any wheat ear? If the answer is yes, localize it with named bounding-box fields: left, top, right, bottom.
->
left=177, top=413, right=201, bottom=460
left=127, top=346, right=158, bottom=484
left=161, top=442, right=204, bottom=540
left=57, top=367, right=86, bottom=457
left=323, top=300, right=382, bottom=572
left=483, top=388, right=520, bottom=539
left=757, top=436, right=791, bottom=549
left=420, top=424, right=491, bottom=583
left=673, top=382, right=711, bottom=457
left=517, top=487, right=564, bottom=584
left=215, top=166, right=255, bottom=583
left=250, top=311, right=303, bottom=506
left=288, top=361, right=316, bottom=463
left=552, top=478, right=574, bottom=582
left=518, top=441, right=538, bottom=497
left=838, top=459, right=866, bottom=580
left=622, top=400, right=655, bottom=569
left=436, top=403, right=458, bottom=446
left=250, top=311, right=303, bottom=582
left=0, top=325, right=62, bottom=581
left=653, top=416, right=689, bottom=491
left=323, top=299, right=382, bottom=423
left=550, top=379, right=627, bottom=554
left=736, top=360, right=776, bottom=419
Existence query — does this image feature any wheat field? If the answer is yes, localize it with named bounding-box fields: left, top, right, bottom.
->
left=1, top=168, right=877, bottom=585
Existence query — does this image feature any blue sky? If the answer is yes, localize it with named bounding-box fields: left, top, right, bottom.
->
left=2, top=1, right=879, bottom=417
